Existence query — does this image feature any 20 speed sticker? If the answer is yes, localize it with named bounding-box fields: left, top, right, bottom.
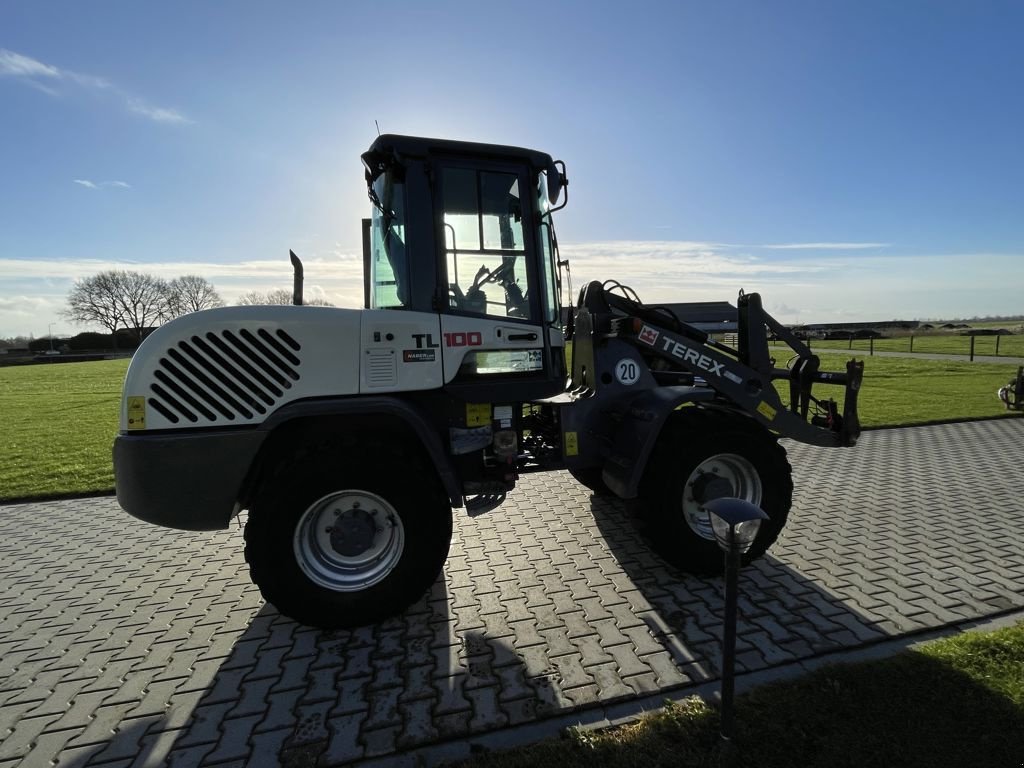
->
left=615, top=358, right=641, bottom=385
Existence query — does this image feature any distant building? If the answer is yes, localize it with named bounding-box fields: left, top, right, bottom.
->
left=793, top=320, right=920, bottom=338
left=560, top=301, right=739, bottom=333
left=659, top=302, right=738, bottom=332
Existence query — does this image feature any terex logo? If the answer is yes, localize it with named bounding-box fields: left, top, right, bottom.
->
left=638, top=325, right=660, bottom=346
left=659, top=336, right=725, bottom=377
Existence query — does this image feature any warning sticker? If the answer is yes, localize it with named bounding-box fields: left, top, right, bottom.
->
left=127, top=396, right=146, bottom=430
left=564, top=431, right=579, bottom=456
left=756, top=401, right=777, bottom=421
left=466, top=403, right=491, bottom=427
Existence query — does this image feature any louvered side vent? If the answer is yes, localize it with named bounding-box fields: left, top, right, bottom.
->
left=366, top=349, right=397, bottom=388
left=148, top=328, right=302, bottom=424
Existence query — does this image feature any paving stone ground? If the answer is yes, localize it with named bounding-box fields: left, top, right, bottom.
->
left=1, top=419, right=1022, bottom=767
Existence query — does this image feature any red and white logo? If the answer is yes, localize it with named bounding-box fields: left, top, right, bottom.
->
left=638, top=325, right=660, bottom=346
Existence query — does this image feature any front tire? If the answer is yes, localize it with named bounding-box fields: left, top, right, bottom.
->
left=244, top=446, right=452, bottom=629
left=640, top=407, right=793, bottom=573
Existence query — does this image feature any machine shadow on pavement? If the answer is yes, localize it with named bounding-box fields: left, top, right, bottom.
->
left=118, top=478, right=900, bottom=765
left=583, top=490, right=891, bottom=679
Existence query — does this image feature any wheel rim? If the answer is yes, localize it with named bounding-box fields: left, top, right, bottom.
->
left=681, top=453, right=763, bottom=540
left=293, top=490, right=405, bottom=592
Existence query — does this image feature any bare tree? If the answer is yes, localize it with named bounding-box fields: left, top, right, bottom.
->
left=166, top=275, right=224, bottom=317
left=236, top=289, right=292, bottom=306
left=65, top=270, right=170, bottom=346
left=0, top=335, right=32, bottom=349
left=236, top=289, right=333, bottom=307
left=65, top=272, right=129, bottom=347
left=117, top=271, right=170, bottom=344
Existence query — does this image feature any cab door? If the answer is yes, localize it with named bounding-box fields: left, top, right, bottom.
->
left=435, top=161, right=562, bottom=399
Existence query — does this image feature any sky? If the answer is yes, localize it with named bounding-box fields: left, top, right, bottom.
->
left=2, top=0, right=1022, bottom=338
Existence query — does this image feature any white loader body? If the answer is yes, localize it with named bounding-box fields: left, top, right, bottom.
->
left=121, top=305, right=550, bottom=432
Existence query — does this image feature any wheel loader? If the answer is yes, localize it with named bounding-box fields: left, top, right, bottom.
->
left=114, top=134, right=863, bottom=628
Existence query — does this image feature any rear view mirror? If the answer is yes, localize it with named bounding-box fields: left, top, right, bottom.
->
left=546, top=161, right=564, bottom=205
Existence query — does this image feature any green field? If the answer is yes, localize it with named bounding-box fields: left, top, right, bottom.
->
left=776, top=331, right=1024, bottom=358
left=0, top=359, right=128, bottom=500
left=0, top=354, right=1020, bottom=501
left=779, top=352, right=1021, bottom=428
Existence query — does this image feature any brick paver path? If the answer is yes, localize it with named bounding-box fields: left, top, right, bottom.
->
left=1, top=419, right=1022, bottom=766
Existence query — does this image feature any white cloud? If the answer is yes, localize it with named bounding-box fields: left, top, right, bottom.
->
left=0, top=49, right=59, bottom=78
left=0, top=254, right=365, bottom=310
left=560, top=241, right=826, bottom=319
left=760, top=242, right=889, bottom=250
left=559, top=241, right=1024, bottom=324
left=0, top=242, right=1021, bottom=335
left=0, top=47, right=191, bottom=125
left=72, top=179, right=132, bottom=190
left=561, top=240, right=826, bottom=284
left=0, top=253, right=366, bottom=336
left=127, top=98, right=191, bottom=124
left=66, top=72, right=112, bottom=90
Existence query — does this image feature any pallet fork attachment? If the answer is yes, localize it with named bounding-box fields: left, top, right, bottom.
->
left=611, top=292, right=863, bottom=447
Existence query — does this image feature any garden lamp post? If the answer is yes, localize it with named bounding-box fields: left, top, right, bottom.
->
left=704, top=497, right=769, bottom=757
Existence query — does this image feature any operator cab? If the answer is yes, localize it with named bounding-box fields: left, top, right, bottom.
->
left=361, top=135, right=568, bottom=400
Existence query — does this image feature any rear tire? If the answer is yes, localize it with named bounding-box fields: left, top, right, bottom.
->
left=640, top=407, right=792, bottom=573
left=244, top=444, right=452, bottom=629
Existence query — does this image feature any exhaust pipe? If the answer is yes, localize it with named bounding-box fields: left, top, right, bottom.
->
left=289, top=250, right=303, bottom=306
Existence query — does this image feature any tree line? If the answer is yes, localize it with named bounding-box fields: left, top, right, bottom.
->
left=64, top=270, right=332, bottom=348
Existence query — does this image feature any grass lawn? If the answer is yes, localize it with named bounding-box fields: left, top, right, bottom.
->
left=781, top=352, right=1022, bottom=428
left=0, top=359, right=128, bottom=501
left=459, top=621, right=1024, bottom=768
left=0, top=351, right=1020, bottom=502
left=781, top=332, right=1024, bottom=358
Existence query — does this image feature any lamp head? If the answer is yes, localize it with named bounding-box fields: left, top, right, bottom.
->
left=704, top=497, right=769, bottom=554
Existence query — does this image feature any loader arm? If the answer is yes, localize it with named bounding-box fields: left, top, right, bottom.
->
left=607, top=293, right=863, bottom=447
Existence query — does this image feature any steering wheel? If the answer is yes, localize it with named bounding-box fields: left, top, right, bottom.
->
left=465, top=261, right=528, bottom=317
left=488, top=260, right=516, bottom=287
left=471, top=261, right=516, bottom=290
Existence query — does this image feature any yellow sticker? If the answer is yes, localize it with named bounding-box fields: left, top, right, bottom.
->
left=127, top=396, right=146, bottom=430
left=757, top=401, right=777, bottom=421
left=564, top=431, right=579, bottom=456
left=466, top=403, right=491, bottom=427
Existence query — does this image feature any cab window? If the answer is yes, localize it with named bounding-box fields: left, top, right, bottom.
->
left=369, top=172, right=407, bottom=308
left=442, top=167, right=534, bottom=321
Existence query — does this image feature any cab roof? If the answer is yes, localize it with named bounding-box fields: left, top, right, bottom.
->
left=365, top=134, right=555, bottom=172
